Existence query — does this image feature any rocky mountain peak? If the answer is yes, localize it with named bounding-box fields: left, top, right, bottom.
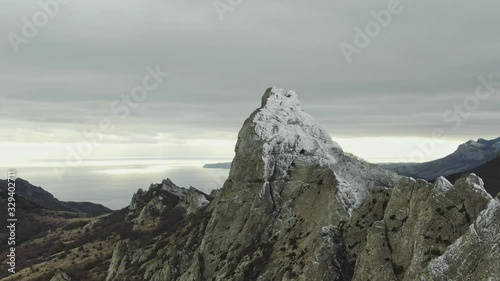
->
left=127, top=178, right=212, bottom=230
left=457, top=137, right=500, bottom=157
left=190, top=88, right=400, bottom=279
left=234, top=87, right=398, bottom=214
left=255, top=87, right=343, bottom=177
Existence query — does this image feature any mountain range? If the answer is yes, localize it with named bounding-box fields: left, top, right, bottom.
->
left=379, top=137, right=500, bottom=180
left=1, top=88, right=498, bottom=281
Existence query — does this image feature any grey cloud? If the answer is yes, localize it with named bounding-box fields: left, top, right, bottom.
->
left=1, top=0, right=499, bottom=146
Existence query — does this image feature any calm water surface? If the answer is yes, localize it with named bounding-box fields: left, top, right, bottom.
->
left=2, top=158, right=230, bottom=210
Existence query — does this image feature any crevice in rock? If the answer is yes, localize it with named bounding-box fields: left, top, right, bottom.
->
left=269, top=183, right=277, bottom=212
left=383, top=222, right=400, bottom=278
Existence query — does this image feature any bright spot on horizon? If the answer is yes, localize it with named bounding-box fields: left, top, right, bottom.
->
left=0, top=137, right=465, bottom=168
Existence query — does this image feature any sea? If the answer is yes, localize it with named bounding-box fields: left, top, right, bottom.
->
left=2, top=158, right=231, bottom=210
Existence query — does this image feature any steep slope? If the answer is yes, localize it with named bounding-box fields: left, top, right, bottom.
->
left=0, top=179, right=112, bottom=255
left=380, top=137, right=500, bottom=180
left=0, top=178, right=112, bottom=215
left=0, top=193, right=115, bottom=281
left=446, top=155, right=500, bottom=196
left=421, top=192, right=500, bottom=281
left=344, top=174, right=495, bottom=280
left=0, top=188, right=60, bottom=249
left=186, top=88, right=399, bottom=280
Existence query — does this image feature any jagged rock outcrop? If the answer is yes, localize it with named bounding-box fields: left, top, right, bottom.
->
left=421, top=195, right=500, bottom=281
left=106, top=179, right=213, bottom=280
left=126, top=179, right=211, bottom=229
left=447, top=155, right=500, bottom=196
left=105, top=88, right=498, bottom=281
left=344, top=174, right=494, bottom=280
left=191, top=88, right=397, bottom=280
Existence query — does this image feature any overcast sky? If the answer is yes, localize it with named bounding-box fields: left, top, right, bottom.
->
left=1, top=0, right=499, bottom=164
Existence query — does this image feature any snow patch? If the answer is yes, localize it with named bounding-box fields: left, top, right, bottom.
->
left=465, top=174, right=492, bottom=199
left=434, top=176, right=453, bottom=194
left=252, top=88, right=398, bottom=214
left=254, top=87, right=342, bottom=197
left=426, top=197, right=499, bottom=279
left=321, top=225, right=336, bottom=244
left=196, top=194, right=210, bottom=208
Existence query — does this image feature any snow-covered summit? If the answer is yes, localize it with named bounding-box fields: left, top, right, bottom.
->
left=251, top=87, right=398, bottom=214
left=253, top=87, right=343, bottom=181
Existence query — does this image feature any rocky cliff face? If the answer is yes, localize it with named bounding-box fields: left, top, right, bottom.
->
left=103, top=88, right=499, bottom=281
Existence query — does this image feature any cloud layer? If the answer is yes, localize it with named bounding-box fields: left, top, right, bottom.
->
left=1, top=0, right=499, bottom=157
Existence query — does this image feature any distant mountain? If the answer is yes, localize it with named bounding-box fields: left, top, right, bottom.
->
left=0, top=178, right=112, bottom=216
left=446, top=156, right=500, bottom=197
left=63, top=201, right=113, bottom=216
left=380, top=137, right=500, bottom=180
left=0, top=187, right=50, bottom=247
left=203, top=162, right=232, bottom=169
left=0, top=187, right=119, bottom=280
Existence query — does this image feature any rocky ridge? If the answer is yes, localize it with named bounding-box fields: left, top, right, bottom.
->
left=104, top=88, right=499, bottom=280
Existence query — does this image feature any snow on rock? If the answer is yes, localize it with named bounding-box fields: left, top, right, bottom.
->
left=161, top=179, right=189, bottom=199
left=465, top=173, right=492, bottom=199
left=320, top=225, right=337, bottom=244
left=433, top=176, right=453, bottom=194
left=425, top=197, right=499, bottom=280
left=196, top=193, right=210, bottom=208
left=253, top=87, right=343, bottom=182
left=252, top=87, right=398, bottom=214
